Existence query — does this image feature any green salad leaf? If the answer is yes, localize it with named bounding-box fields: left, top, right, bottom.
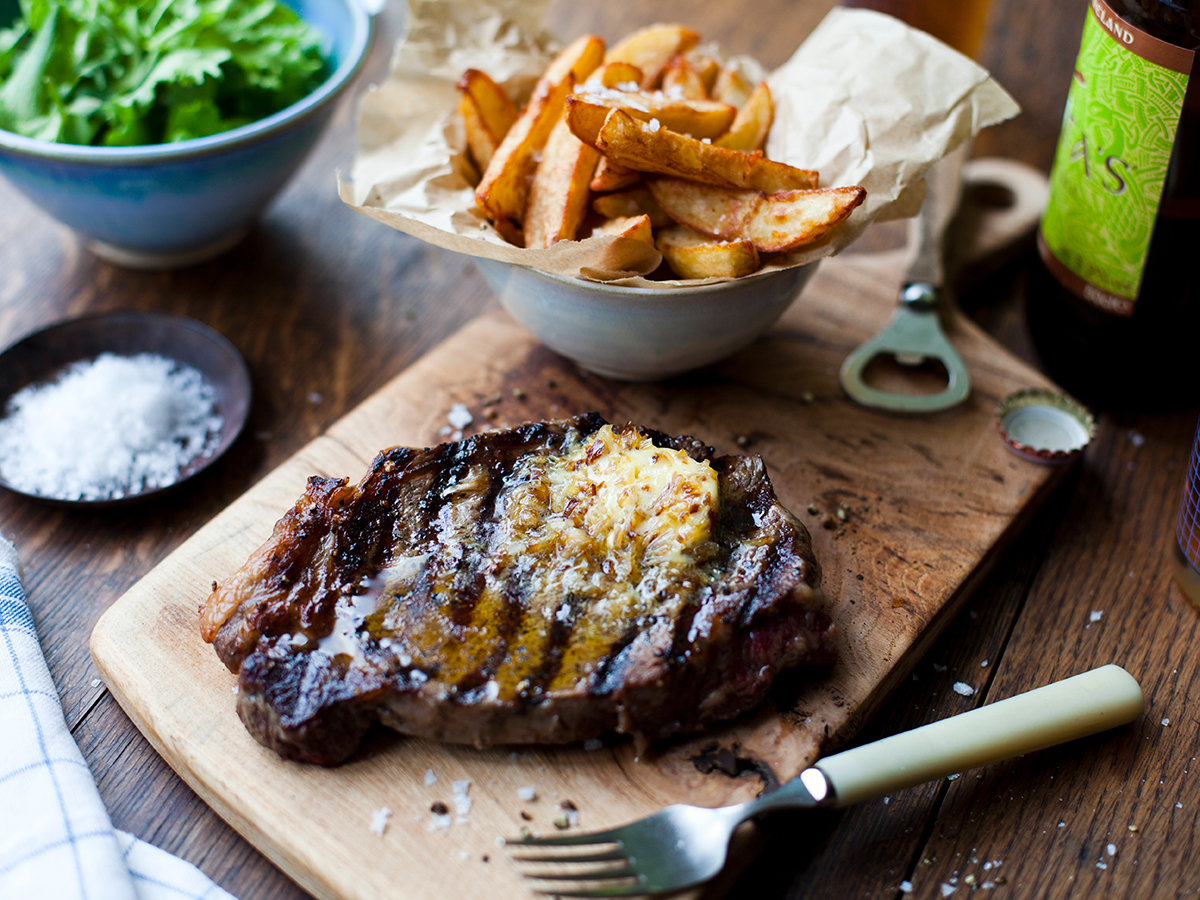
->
left=0, top=0, right=327, bottom=145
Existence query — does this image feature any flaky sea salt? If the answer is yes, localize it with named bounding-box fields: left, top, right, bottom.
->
left=953, top=682, right=975, bottom=696
left=453, top=780, right=473, bottom=816
left=447, top=403, right=473, bottom=430
left=0, top=352, right=222, bottom=501
left=369, top=807, right=392, bottom=836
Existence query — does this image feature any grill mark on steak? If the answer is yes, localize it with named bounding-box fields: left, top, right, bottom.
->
left=201, top=414, right=834, bottom=765
left=451, top=570, right=525, bottom=699
left=522, top=590, right=585, bottom=700
left=587, top=619, right=650, bottom=697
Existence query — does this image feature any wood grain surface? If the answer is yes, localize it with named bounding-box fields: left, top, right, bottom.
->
left=8, top=0, right=1200, bottom=898
left=90, top=165, right=1067, bottom=898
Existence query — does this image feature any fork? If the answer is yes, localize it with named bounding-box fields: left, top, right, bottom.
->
left=508, top=664, right=1144, bottom=897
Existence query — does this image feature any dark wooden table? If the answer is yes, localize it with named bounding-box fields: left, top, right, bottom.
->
left=4, top=0, right=1197, bottom=897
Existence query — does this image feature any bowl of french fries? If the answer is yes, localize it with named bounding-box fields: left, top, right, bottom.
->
left=457, top=24, right=864, bottom=379
left=344, top=9, right=1021, bottom=380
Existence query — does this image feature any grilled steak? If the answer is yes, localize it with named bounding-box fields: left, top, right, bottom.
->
left=200, top=414, right=834, bottom=765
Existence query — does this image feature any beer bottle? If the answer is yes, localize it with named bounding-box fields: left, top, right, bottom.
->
left=1027, top=0, right=1200, bottom=407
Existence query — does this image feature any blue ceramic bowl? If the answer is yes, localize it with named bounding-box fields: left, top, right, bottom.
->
left=0, top=0, right=371, bottom=268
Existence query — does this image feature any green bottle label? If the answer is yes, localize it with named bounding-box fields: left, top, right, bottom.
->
left=1039, top=0, right=1194, bottom=316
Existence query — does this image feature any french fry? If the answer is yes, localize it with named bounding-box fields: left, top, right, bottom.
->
left=492, top=217, right=524, bottom=248
left=580, top=63, right=646, bottom=196
left=586, top=61, right=643, bottom=89
left=746, top=157, right=820, bottom=192
left=460, top=21, right=866, bottom=279
left=715, top=81, right=773, bottom=152
left=590, top=158, right=641, bottom=192
left=577, top=108, right=817, bottom=192
left=656, top=225, right=760, bottom=279
left=661, top=56, right=708, bottom=100
left=604, top=23, right=700, bottom=88
left=459, top=96, right=497, bottom=176
left=524, top=118, right=600, bottom=248
left=591, top=186, right=673, bottom=228
left=475, top=35, right=605, bottom=223
left=712, top=66, right=753, bottom=107
left=457, top=69, right=518, bottom=172
left=591, top=214, right=655, bottom=244
left=566, top=90, right=736, bottom=140
left=691, top=56, right=720, bottom=95
left=649, top=178, right=866, bottom=253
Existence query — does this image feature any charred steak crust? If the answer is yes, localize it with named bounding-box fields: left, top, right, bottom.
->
left=200, top=414, right=834, bottom=765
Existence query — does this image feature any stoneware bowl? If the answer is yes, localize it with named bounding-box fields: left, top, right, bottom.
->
left=0, top=0, right=371, bottom=269
left=474, top=259, right=818, bottom=381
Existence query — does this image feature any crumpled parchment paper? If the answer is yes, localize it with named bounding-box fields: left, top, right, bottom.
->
left=339, top=0, right=1020, bottom=287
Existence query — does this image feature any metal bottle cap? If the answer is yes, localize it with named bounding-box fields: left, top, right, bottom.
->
left=996, top=389, right=1095, bottom=463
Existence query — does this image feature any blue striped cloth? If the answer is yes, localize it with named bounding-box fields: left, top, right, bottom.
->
left=0, top=536, right=237, bottom=900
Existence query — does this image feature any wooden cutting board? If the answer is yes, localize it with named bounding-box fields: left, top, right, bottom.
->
left=92, top=161, right=1066, bottom=900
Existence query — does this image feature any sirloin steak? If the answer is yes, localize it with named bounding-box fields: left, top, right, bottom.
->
left=200, top=414, right=834, bottom=766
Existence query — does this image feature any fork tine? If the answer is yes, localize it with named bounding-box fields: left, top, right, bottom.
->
left=527, top=885, right=646, bottom=898
left=510, top=848, right=628, bottom=864
left=520, top=865, right=638, bottom=882
left=507, top=832, right=623, bottom=848
left=528, top=883, right=648, bottom=897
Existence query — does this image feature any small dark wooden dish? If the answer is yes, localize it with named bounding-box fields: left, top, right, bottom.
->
left=0, top=311, right=252, bottom=508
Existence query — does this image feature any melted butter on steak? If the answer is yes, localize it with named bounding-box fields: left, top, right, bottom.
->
left=319, top=425, right=721, bottom=702
left=201, top=415, right=835, bottom=765
left=489, top=424, right=720, bottom=697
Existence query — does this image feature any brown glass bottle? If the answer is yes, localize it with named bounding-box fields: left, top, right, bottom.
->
left=1027, top=0, right=1200, bottom=407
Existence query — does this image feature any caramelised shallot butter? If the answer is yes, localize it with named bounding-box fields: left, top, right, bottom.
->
left=490, top=424, right=720, bottom=688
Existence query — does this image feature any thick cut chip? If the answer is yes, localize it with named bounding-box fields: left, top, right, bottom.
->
left=459, top=96, right=492, bottom=179
left=492, top=217, right=524, bottom=248
left=604, top=23, right=700, bottom=88
left=566, top=90, right=736, bottom=140
left=524, top=118, right=600, bottom=248
left=591, top=213, right=655, bottom=244
left=591, top=186, right=672, bottom=228
left=715, top=81, right=773, bottom=152
left=691, top=55, right=721, bottom=94
left=649, top=177, right=866, bottom=253
left=475, top=35, right=604, bottom=223
left=590, top=157, right=641, bottom=192
left=457, top=68, right=518, bottom=172
left=661, top=56, right=708, bottom=100
left=585, top=61, right=643, bottom=89
left=713, top=66, right=753, bottom=107
left=577, top=108, right=817, bottom=193
left=656, top=225, right=760, bottom=279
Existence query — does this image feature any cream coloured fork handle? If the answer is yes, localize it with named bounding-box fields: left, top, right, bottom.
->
left=805, top=665, right=1143, bottom=808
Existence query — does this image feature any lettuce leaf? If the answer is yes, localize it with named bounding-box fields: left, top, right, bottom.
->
left=0, top=0, right=326, bottom=145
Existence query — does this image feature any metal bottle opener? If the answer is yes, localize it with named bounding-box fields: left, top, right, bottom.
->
left=839, top=146, right=972, bottom=414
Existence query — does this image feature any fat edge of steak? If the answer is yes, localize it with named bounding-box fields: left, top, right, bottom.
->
left=200, top=414, right=835, bottom=765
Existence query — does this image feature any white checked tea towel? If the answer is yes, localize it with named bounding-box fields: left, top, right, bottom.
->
left=0, top=535, right=238, bottom=900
